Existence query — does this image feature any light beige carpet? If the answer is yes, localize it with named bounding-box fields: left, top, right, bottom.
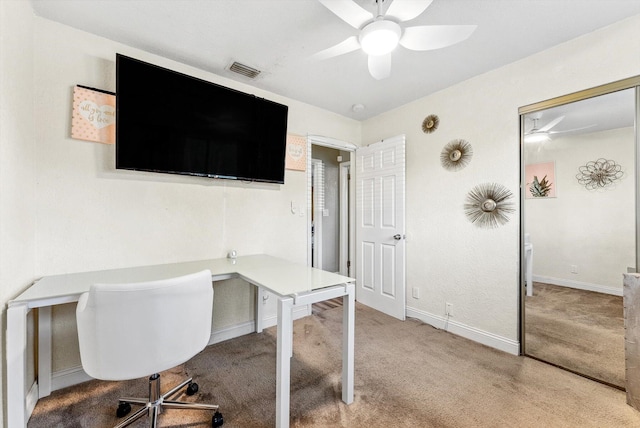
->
left=525, top=282, right=625, bottom=388
left=29, top=303, right=640, bottom=427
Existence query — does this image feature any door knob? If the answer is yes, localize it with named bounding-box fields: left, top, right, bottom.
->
left=393, top=234, right=402, bottom=240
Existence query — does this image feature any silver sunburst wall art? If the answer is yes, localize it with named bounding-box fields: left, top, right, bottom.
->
left=464, top=183, right=515, bottom=229
left=576, top=158, right=623, bottom=190
left=422, top=114, right=439, bottom=134
left=441, top=139, right=473, bottom=171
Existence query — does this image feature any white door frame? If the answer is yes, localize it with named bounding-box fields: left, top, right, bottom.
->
left=339, top=161, right=351, bottom=276
left=307, top=135, right=358, bottom=275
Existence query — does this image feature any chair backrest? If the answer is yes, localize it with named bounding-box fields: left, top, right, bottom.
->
left=76, top=270, right=213, bottom=381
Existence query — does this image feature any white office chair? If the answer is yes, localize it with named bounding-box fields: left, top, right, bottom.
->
left=76, top=270, right=224, bottom=428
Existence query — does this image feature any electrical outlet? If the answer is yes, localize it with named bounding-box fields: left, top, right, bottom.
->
left=412, top=287, right=420, bottom=299
left=570, top=265, right=578, bottom=274
left=445, top=302, right=453, bottom=317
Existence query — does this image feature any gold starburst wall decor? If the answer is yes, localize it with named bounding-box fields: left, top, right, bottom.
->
left=464, top=183, right=515, bottom=229
left=441, top=139, right=473, bottom=171
left=422, top=114, right=439, bottom=134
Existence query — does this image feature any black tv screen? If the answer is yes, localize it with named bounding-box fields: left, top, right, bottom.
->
left=116, top=54, right=288, bottom=183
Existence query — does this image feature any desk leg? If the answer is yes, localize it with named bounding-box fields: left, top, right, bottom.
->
left=38, top=306, right=53, bottom=398
left=7, top=303, right=28, bottom=427
left=256, top=286, right=264, bottom=333
left=276, top=297, right=293, bottom=428
left=342, top=284, right=355, bottom=404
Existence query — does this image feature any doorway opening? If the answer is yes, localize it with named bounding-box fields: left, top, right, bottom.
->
left=307, top=135, right=357, bottom=277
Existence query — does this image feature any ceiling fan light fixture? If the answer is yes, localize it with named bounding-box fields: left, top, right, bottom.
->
left=524, top=132, right=550, bottom=143
left=359, top=20, right=401, bottom=56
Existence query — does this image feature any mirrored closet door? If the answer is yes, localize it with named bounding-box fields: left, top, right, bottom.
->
left=520, top=83, right=638, bottom=389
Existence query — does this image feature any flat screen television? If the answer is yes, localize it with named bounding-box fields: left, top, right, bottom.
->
left=116, top=54, right=289, bottom=183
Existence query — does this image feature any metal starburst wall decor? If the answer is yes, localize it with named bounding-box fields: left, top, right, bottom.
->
left=441, top=139, right=473, bottom=171
left=576, top=158, right=623, bottom=190
left=422, top=114, right=439, bottom=134
left=464, top=183, right=515, bottom=229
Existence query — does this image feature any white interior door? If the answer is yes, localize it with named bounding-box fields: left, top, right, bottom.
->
left=356, top=135, right=406, bottom=320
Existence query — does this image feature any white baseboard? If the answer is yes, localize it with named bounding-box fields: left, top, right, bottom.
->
left=533, top=275, right=622, bottom=296
left=26, top=381, right=39, bottom=420
left=50, top=365, right=93, bottom=392
left=261, top=305, right=311, bottom=329
left=406, top=306, right=519, bottom=356
left=209, top=320, right=256, bottom=345
left=49, top=306, right=313, bottom=393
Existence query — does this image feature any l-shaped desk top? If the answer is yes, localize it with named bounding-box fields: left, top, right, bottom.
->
left=11, top=254, right=355, bottom=307
left=8, top=254, right=356, bottom=428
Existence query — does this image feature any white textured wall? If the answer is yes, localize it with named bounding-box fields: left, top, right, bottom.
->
left=525, top=127, right=635, bottom=291
left=361, top=14, right=640, bottom=346
left=0, top=0, right=37, bottom=424
left=29, top=17, right=360, bottom=372
left=33, top=17, right=360, bottom=275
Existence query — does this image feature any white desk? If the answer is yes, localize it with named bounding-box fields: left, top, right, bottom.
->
left=6, top=254, right=355, bottom=428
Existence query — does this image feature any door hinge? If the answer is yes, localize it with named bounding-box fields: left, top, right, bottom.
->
left=347, top=260, right=351, bottom=268
left=347, top=173, right=351, bottom=180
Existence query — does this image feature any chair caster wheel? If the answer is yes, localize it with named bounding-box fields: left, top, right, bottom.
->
left=116, top=402, right=131, bottom=418
left=186, top=382, right=199, bottom=395
left=212, top=411, right=224, bottom=427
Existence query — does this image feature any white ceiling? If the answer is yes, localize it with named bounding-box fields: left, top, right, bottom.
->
left=30, top=0, right=640, bottom=121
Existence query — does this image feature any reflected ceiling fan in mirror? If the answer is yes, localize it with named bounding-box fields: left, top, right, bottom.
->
left=525, top=115, right=597, bottom=143
left=314, top=0, right=477, bottom=80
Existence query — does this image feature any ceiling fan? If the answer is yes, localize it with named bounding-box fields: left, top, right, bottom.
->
left=524, top=116, right=597, bottom=143
left=314, top=0, right=477, bottom=80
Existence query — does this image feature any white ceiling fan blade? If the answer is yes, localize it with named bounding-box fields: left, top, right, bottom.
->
left=386, top=0, right=433, bottom=22
left=538, top=115, right=565, bottom=132
left=368, top=54, right=392, bottom=80
left=399, top=25, right=477, bottom=51
left=310, top=36, right=360, bottom=61
left=318, top=0, right=373, bottom=29
left=549, top=124, right=597, bottom=134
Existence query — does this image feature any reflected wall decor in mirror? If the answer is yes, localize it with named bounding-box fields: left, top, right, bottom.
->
left=520, top=80, right=639, bottom=390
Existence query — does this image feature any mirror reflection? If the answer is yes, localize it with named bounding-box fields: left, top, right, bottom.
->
left=523, top=88, right=636, bottom=389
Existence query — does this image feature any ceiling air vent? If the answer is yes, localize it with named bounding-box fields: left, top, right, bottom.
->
left=228, top=61, right=261, bottom=79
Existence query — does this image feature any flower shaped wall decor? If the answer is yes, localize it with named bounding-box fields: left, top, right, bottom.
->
left=441, top=139, right=473, bottom=171
left=575, top=158, right=623, bottom=190
left=464, top=183, right=515, bottom=229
